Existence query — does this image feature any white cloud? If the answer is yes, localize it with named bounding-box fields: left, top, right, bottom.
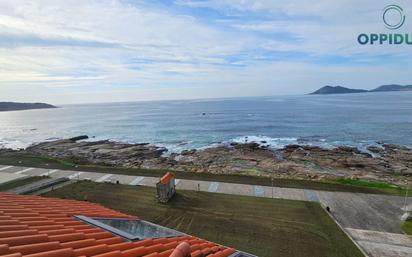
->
left=0, top=0, right=411, bottom=104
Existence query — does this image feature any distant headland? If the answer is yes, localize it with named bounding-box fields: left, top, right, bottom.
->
left=310, top=84, right=412, bottom=95
left=0, top=102, right=57, bottom=112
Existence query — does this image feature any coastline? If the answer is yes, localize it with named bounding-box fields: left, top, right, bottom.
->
left=3, top=136, right=409, bottom=186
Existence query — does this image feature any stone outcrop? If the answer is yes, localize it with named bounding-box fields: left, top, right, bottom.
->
left=26, top=138, right=168, bottom=167
left=25, top=137, right=411, bottom=185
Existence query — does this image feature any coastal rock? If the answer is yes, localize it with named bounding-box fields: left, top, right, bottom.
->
left=367, top=146, right=385, bottom=155
left=336, top=145, right=362, bottom=154
left=24, top=137, right=412, bottom=185
left=280, top=144, right=412, bottom=183
left=69, top=135, right=89, bottom=141
left=181, top=149, right=196, bottom=155
left=26, top=139, right=168, bottom=167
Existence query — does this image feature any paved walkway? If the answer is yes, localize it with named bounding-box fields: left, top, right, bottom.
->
left=1, top=164, right=411, bottom=256
left=347, top=228, right=412, bottom=257
left=0, top=170, right=26, bottom=184
left=0, top=165, right=313, bottom=201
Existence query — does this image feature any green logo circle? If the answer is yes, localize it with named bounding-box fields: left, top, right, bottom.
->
left=383, top=5, right=406, bottom=30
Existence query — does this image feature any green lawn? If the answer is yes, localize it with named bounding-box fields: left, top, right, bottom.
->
left=401, top=215, right=412, bottom=235
left=0, top=176, right=46, bottom=192
left=44, top=181, right=364, bottom=257
left=331, top=178, right=409, bottom=196
left=0, top=151, right=407, bottom=196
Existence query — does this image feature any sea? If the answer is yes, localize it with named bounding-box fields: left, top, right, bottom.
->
left=1, top=91, right=412, bottom=153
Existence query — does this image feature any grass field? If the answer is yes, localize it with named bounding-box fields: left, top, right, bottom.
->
left=0, top=176, right=46, bottom=191
left=44, top=181, right=364, bottom=257
left=0, top=151, right=408, bottom=196
left=331, top=178, right=408, bottom=196
left=401, top=215, right=412, bottom=235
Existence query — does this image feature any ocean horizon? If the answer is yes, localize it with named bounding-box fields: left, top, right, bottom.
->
left=1, top=91, right=412, bottom=153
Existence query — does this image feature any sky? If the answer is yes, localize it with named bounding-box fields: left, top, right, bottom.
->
left=0, top=0, right=411, bottom=104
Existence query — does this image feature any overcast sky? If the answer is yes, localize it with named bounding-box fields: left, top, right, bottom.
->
left=0, top=0, right=411, bottom=104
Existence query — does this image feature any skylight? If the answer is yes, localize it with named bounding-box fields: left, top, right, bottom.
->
left=75, top=215, right=184, bottom=241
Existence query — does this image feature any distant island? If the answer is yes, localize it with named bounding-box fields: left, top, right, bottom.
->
left=310, top=84, right=412, bottom=95
left=0, top=102, right=57, bottom=112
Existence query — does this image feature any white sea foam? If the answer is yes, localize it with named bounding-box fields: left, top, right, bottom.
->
left=0, top=138, right=28, bottom=149
left=0, top=132, right=392, bottom=159
left=231, top=135, right=299, bottom=149
left=228, top=135, right=383, bottom=153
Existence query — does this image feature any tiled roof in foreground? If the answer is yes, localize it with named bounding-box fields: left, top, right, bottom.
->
left=0, top=193, right=236, bottom=257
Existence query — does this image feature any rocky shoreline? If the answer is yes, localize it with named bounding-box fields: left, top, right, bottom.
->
left=17, top=136, right=412, bottom=185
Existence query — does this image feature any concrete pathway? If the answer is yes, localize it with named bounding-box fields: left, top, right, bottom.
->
left=318, top=191, right=408, bottom=233
left=0, top=172, right=26, bottom=184
left=1, top=164, right=411, bottom=256
left=347, top=228, right=412, bottom=257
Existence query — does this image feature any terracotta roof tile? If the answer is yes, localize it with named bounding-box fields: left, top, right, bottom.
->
left=0, top=193, right=238, bottom=257
left=160, top=172, right=174, bottom=185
